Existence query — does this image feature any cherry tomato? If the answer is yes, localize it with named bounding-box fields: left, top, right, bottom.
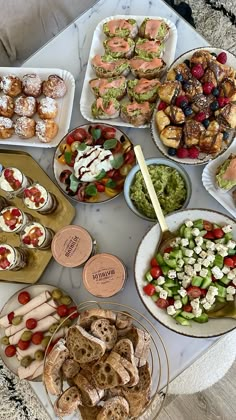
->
left=17, top=339, right=30, bottom=351
left=204, top=232, right=215, bottom=240
left=26, top=318, right=37, bottom=330
left=143, top=284, right=156, bottom=296
left=203, top=221, right=213, bottom=231
left=150, top=257, right=158, bottom=267
left=68, top=306, right=79, bottom=320
left=164, top=247, right=173, bottom=253
left=31, top=331, right=44, bottom=345
left=112, top=141, right=123, bottom=154
left=102, top=127, right=116, bottom=139
left=150, top=266, right=162, bottom=279
left=124, top=150, right=135, bottom=164
left=200, top=288, right=207, bottom=296
left=186, top=286, right=202, bottom=299
left=18, top=291, right=31, bottom=305
left=5, top=345, right=16, bottom=357
left=66, top=134, right=76, bottom=145
left=183, top=304, right=192, bottom=312
left=156, top=298, right=169, bottom=309
left=7, top=311, right=15, bottom=324
left=57, top=304, right=69, bottom=317
left=96, top=183, right=105, bottom=193
left=224, top=257, right=234, bottom=268
left=72, top=128, right=88, bottom=142
left=213, top=228, right=224, bottom=239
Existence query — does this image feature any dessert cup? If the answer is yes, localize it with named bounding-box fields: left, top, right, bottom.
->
left=23, top=183, right=58, bottom=214
left=0, top=167, right=32, bottom=198
left=0, top=244, right=28, bottom=271
left=0, top=206, right=32, bottom=234
left=20, top=221, right=54, bottom=250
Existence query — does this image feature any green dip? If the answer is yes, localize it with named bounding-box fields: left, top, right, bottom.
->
left=130, top=164, right=187, bottom=219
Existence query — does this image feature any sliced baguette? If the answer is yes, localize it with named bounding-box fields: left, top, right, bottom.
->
left=90, top=318, right=117, bottom=350
left=96, top=396, right=129, bottom=420
left=115, top=312, right=133, bottom=330
left=78, top=309, right=116, bottom=329
left=113, top=339, right=139, bottom=386
left=54, top=386, right=82, bottom=417
left=79, top=405, right=102, bottom=420
left=66, top=325, right=106, bottom=364
left=44, top=339, right=69, bottom=395
left=93, top=352, right=130, bottom=389
left=73, top=370, right=103, bottom=406
left=119, top=326, right=150, bottom=367
left=62, top=357, right=80, bottom=379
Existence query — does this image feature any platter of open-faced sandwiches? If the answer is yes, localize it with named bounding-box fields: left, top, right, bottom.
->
left=80, top=15, right=177, bottom=128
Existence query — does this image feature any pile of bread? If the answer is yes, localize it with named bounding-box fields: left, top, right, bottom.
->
left=44, top=308, right=152, bottom=419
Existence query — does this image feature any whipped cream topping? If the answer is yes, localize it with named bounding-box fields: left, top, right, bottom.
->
left=0, top=167, right=23, bottom=192
left=74, top=145, right=113, bottom=182
left=21, top=222, right=46, bottom=248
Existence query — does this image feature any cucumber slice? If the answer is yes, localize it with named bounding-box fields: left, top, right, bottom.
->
left=213, top=223, right=221, bottom=229
left=161, top=265, right=169, bottom=276
left=180, top=311, right=195, bottom=319
left=214, top=283, right=226, bottom=298
left=219, top=275, right=231, bottom=286
left=214, top=254, right=224, bottom=269
left=193, top=313, right=208, bottom=323
left=172, top=309, right=182, bottom=318
left=175, top=315, right=190, bottom=326
left=189, top=239, right=195, bottom=249
left=171, top=286, right=180, bottom=295
left=164, top=279, right=177, bottom=287
left=227, top=249, right=236, bottom=256
left=151, top=293, right=159, bottom=302
left=182, top=295, right=189, bottom=305
left=191, top=276, right=203, bottom=287
left=174, top=295, right=181, bottom=300
left=193, top=219, right=203, bottom=230
left=170, top=249, right=182, bottom=259
left=184, top=227, right=193, bottom=239
left=215, top=238, right=226, bottom=244
left=163, top=285, right=173, bottom=296
left=164, top=258, right=177, bottom=268
left=145, top=270, right=153, bottom=282
left=201, top=242, right=207, bottom=250
left=156, top=253, right=164, bottom=266
left=179, top=224, right=186, bottom=237
left=216, top=296, right=226, bottom=303
left=224, top=232, right=233, bottom=241
left=199, top=229, right=207, bottom=237
left=201, top=277, right=212, bottom=289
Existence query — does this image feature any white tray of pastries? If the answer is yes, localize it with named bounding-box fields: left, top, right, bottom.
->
left=0, top=67, right=75, bottom=148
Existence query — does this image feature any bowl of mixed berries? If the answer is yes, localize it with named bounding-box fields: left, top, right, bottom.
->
left=151, top=47, right=236, bottom=165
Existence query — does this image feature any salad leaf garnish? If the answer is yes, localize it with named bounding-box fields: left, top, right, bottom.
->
left=65, top=151, right=72, bottom=164
left=85, top=184, right=97, bottom=196
left=95, top=169, right=106, bottom=180
left=104, top=139, right=117, bottom=150
left=106, top=179, right=116, bottom=188
left=111, top=154, right=124, bottom=169
left=69, top=174, right=80, bottom=193
left=91, top=128, right=101, bottom=141
left=77, top=143, right=87, bottom=151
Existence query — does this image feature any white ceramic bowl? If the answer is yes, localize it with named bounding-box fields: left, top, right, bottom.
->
left=150, top=47, right=236, bottom=165
left=123, top=157, right=192, bottom=221
left=134, top=208, right=236, bottom=338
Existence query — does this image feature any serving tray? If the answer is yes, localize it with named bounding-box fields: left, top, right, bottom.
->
left=0, top=67, right=75, bottom=148
left=0, top=150, right=75, bottom=283
left=80, top=15, right=177, bottom=128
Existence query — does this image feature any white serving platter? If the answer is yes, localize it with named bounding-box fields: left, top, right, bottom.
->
left=202, top=140, right=236, bottom=218
left=80, top=15, right=177, bottom=128
left=0, top=67, right=75, bottom=148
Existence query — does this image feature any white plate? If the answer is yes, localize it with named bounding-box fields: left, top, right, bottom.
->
left=202, top=141, right=236, bottom=218
left=0, top=284, right=75, bottom=380
left=0, top=67, right=75, bottom=148
left=135, top=208, right=236, bottom=338
left=150, top=47, right=236, bottom=165
left=80, top=15, right=177, bottom=128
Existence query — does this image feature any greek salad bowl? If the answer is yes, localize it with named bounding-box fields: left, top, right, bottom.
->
left=123, top=157, right=191, bottom=221
left=150, top=47, right=236, bottom=166
left=134, top=208, right=236, bottom=338
left=53, top=123, right=135, bottom=204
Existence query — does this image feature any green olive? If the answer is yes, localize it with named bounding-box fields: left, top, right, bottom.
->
left=60, top=295, right=72, bottom=306
left=49, top=323, right=60, bottom=334
left=51, top=288, right=63, bottom=300
left=34, top=350, right=44, bottom=361
left=60, top=317, right=72, bottom=327
left=21, top=330, right=32, bottom=341
left=1, top=336, right=9, bottom=345
left=41, top=336, right=51, bottom=349
left=21, top=356, right=33, bottom=368
left=12, top=316, right=23, bottom=326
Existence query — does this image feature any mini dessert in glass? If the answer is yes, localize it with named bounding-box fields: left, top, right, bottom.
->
left=0, top=244, right=27, bottom=271
left=23, top=183, right=58, bottom=214
left=0, top=206, right=31, bottom=233
left=0, top=167, right=32, bottom=198
left=0, top=196, right=9, bottom=211
left=20, top=221, right=54, bottom=250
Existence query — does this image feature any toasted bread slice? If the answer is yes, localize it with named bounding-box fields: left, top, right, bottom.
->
left=79, top=405, right=102, bottom=420
left=113, top=339, right=139, bottom=386
left=97, top=396, right=129, bottom=420
left=44, top=339, right=69, bottom=395
left=66, top=325, right=106, bottom=364
left=78, top=309, right=116, bottom=329
left=62, top=357, right=80, bottom=379
left=54, top=386, right=82, bottom=417
left=122, top=363, right=152, bottom=417
left=91, top=318, right=117, bottom=350
left=115, top=312, right=133, bottom=330
left=119, top=326, right=151, bottom=367
left=93, top=352, right=130, bottom=389
left=73, top=370, right=103, bottom=406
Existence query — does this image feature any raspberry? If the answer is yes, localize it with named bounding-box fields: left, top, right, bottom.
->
left=188, top=146, right=200, bottom=159
left=177, top=148, right=189, bottom=159
left=202, top=82, right=214, bottom=95
left=11, top=208, right=21, bottom=217
left=23, top=236, right=31, bottom=245
left=195, top=112, right=206, bottom=122
left=191, top=64, right=204, bottom=79
left=175, top=95, right=188, bottom=108
left=217, top=52, right=227, bottom=64
left=158, top=101, right=167, bottom=111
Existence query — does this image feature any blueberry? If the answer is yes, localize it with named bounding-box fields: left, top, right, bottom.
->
left=212, top=87, right=219, bottom=97
left=183, top=81, right=190, bottom=90
left=168, top=147, right=177, bottom=156
left=176, top=73, right=183, bottom=82
left=180, top=99, right=188, bottom=109
left=184, top=59, right=190, bottom=67
left=202, top=119, right=210, bottom=128
left=184, top=106, right=193, bottom=116
left=223, top=131, right=229, bottom=140
left=211, top=52, right=217, bottom=57
left=210, top=101, right=219, bottom=111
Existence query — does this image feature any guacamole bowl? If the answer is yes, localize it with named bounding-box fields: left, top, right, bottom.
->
left=123, top=157, right=192, bottom=221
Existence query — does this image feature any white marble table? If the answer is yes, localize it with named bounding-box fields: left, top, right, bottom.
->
left=0, top=0, right=231, bottom=417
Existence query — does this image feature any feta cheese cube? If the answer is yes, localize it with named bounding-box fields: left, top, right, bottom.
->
left=192, top=228, right=200, bottom=237
left=160, top=290, right=168, bottom=299
left=155, top=286, right=163, bottom=293
left=178, top=287, right=187, bottom=297
left=227, top=240, right=236, bottom=250
left=191, top=299, right=200, bottom=311
left=167, top=305, right=176, bottom=316
left=226, top=286, right=236, bottom=295
left=185, top=220, right=193, bottom=227
left=177, top=259, right=185, bottom=268
left=202, top=259, right=211, bottom=268
left=203, top=302, right=212, bottom=310
left=194, top=263, right=202, bottom=272
left=195, top=236, right=204, bottom=246
left=164, top=253, right=170, bottom=260
left=188, top=257, right=196, bottom=265
left=206, top=254, right=215, bottom=263
left=226, top=294, right=234, bottom=301
left=206, top=295, right=216, bottom=305
left=174, top=300, right=183, bottom=309
left=200, top=268, right=209, bottom=278
left=157, top=276, right=165, bottom=285
left=200, top=250, right=207, bottom=259
left=232, top=268, right=236, bottom=275
left=233, top=278, right=236, bottom=286
left=208, top=286, right=219, bottom=296
left=181, top=238, right=189, bottom=247
left=185, top=249, right=194, bottom=257
left=205, top=241, right=215, bottom=251
left=182, top=276, right=191, bottom=288
left=174, top=237, right=181, bottom=245
left=201, top=298, right=207, bottom=305
left=194, top=246, right=202, bottom=255
left=168, top=270, right=177, bottom=279
left=184, top=265, right=194, bottom=276
left=227, top=271, right=235, bottom=280
left=193, top=308, right=202, bottom=318
left=222, top=225, right=232, bottom=233
left=218, top=248, right=228, bottom=258
left=177, top=272, right=185, bottom=280
left=222, top=265, right=231, bottom=274
left=197, top=258, right=204, bottom=264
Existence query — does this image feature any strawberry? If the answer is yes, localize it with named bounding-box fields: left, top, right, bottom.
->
left=11, top=208, right=21, bottom=217
left=14, top=180, right=21, bottom=189
left=217, top=97, right=226, bottom=108
left=217, top=52, right=227, bottom=64
left=202, top=82, right=214, bottom=95
left=22, top=236, right=31, bottom=245
left=4, top=169, right=13, bottom=179
left=191, top=64, right=204, bottom=79
left=177, top=148, right=189, bottom=158
left=195, top=112, right=206, bottom=122
left=0, top=258, right=10, bottom=269
left=188, top=146, right=199, bottom=159
left=0, top=247, right=7, bottom=255
left=158, top=101, right=167, bottom=111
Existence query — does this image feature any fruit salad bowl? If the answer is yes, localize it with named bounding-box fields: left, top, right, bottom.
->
left=150, top=47, right=236, bottom=165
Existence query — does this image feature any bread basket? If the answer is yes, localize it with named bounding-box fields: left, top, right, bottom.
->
left=43, top=301, right=170, bottom=419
